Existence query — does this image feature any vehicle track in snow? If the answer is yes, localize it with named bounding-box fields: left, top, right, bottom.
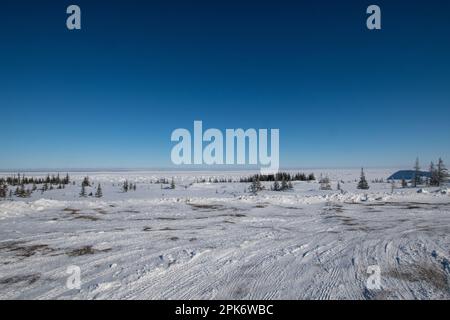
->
left=0, top=197, right=449, bottom=299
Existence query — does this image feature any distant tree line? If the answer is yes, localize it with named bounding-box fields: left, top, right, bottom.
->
left=0, top=173, right=71, bottom=199
left=241, top=172, right=315, bottom=183
left=0, top=173, right=70, bottom=187
left=196, top=177, right=234, bottom=184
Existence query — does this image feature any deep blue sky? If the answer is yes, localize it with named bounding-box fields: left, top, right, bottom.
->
left=1, top=0, right=449, bottom=169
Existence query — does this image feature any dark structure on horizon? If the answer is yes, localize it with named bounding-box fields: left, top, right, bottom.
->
left=387, top=170, right=431, bottom=181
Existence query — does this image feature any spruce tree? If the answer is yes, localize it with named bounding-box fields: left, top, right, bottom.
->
left=281, top=178, right=289, bottom=191
left=357, top=168, right=370, bottom=190
left=82, top=176, right=90, bottom=187
left=19, top=185, right=26, bottom=197
left=80, top=184, right=87, bottom=197
left=170, top=178, right=175, bottom=189
left=0, top=184, right=7, bottom=199
left=272, top=180, right=280, bottom=191
left=413, top=157, right=421, bottom=187
left=437, top=158, right=448, bottom=187
left=319, top=175, right=332, bottom=190
left=95, top=184, right=103, bottom=198
left=249, top=177, right=262, bottom=194
left=430, top=162, right=438, bottom=186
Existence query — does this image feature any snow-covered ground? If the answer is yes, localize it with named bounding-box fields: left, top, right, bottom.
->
left=0, top=169, right=449, bottom=299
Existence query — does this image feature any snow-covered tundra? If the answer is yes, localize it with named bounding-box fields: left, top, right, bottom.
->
left=0, top=169, right=449, bottom=299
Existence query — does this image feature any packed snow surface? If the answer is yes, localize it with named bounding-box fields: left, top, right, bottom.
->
left=0, top=169, right=449, bottom=299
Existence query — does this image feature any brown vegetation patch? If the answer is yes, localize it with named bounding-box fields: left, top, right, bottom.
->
left=386, top=264, right=449, bottom=291
left=66, top=245, right=111, bottom=257
left=0, top=274, right=40, bottom=285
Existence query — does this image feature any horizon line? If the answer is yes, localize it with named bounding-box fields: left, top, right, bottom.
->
left=0, top=165, right=408, bottom=173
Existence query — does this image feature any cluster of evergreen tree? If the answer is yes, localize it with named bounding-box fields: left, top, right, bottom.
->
left=407, top=157, right=448, bottom=187
left=0, top=173, right=70, bottom=187
left=155, top=178, right=170, bottom=184
left=428, top=158, right=448, bottom=187
left=0, top=173, right=71, bottom=198
left=271, top=179, right=293, bottom=191
left=14, top=185, right=32, bottom=198
left=122, top=180, right=137, bottom=192
left=319, top=175, right=332, bottom=190
left=198, top=177, right=233, bottom=183
left=240, top=172, right=315, bottom=183
left=80, top=182, right=104, bottom=198
left=248, top=177, right=264, bottom=194
left=0, top=182, right=9, bottom=199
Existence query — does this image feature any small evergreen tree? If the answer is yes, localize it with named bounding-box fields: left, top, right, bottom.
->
left=413, top=157, right=421, bottom=187
left=80, top=184, right=87, bottom=197
left=248, top=177, right=263, bottom=194
left=281, top=178, right=289, bottom=191
left=357, top=168, right=370, bottom=190
left=437, top=158, right=448, bottom=187
left=272, top=180, right=280, bottom=191
left=0, top=184, right=8, bottom=199
left=82, top=176, right=91, bottom=187
left=19, top=185, right=27, bottom=197
left=95, top=184, right=103, bottom=198
left=319, top=175, right=332, bottom=190
left=430, top=162, right=439, bottom=186
left=170, top=178, right=175, bottom=189
left=123, top=180, right=129, bottom=192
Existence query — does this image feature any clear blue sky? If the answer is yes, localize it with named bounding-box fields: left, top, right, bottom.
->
left=1, top=0, right=449, bottom=169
